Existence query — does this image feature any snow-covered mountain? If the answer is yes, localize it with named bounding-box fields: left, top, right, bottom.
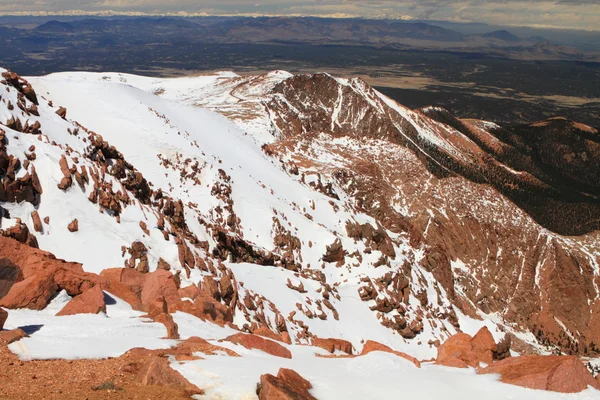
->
left=1, top=67, right=599, bottom=399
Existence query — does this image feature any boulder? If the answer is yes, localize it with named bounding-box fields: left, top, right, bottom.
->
left=0, top=308, right=7, bottom=330
left=135, top=354, right=203, bottom=395
left=152, top=312, right=180, bottom=339
left=56, top=285, right=106, bottom=316
left=313, top=337, right=353, bottom=354
left=253, top=326, right=292, bottom=344
left=478, top=355, right=600, bottom=393
left=67, top=219, right=79, bottom=232
left=31, top=211, right=43, bottom=233
left=0, top=328, right=27, bottom=344
left=178, top=284, right=198, bottom=300
left=258, top=368, right=316, bottom=400
left=0, top=272, right=57, bottom=310
left=0, top=222, right=38, bottom=248
left=361, top=340, right=421, bottom=367
left=141, top=269, right=180, bottom=312
left=470, top=326, right=496, bottom=365
left=225, top=333, right=292, bottom=359
left=436, top=327, right=503, bottom=368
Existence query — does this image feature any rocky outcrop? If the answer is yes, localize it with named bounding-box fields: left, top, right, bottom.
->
left=0, top=221, right=39, bottom=248
left=224, top=333, right=292, bottom=359
left=361, top=340, right=421, bottom=367
left=56, top=285, right=106, bottom=316
left=0, top=308, right=7, bottom=330
left=0, top=273, right=58, bottom=310
left=478, top=355, right=600, bottom=393
left=436, top=327, right=504, bottom=368
left=312, top=337, right=353, bottom=355
left=67, top=219, right=79, bottom=232
left=257, top=368, right=316, bottom=400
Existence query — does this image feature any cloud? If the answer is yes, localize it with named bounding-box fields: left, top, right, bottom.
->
left=0, top=0, right=598, bottom=31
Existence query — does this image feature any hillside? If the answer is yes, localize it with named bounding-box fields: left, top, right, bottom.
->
left=0, top=67, right=599, bottom=398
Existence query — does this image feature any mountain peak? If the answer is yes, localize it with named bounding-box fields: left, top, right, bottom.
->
left=483, top=29, right=520, bottom=42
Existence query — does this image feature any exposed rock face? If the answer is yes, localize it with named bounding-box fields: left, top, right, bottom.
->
left=0, top=308, right=7, bottom=330
left=361, top=340, right=421, bottom=367
left=134, top=355, right=202, bottom=395
left=312, top=337, right=353, bottom=355
left=0, top=237, right=97, bottom=310
left=0, top=64, right=598, bottom=369
left=225, top=333, right=292, bottom=359
left=56, top=285, right=106, bottom=316
left=257, top=368, right=316, bottom=400
left=0, top=221, right=39, bottom=248
left=0, top=273, right=58, bottom=310
left=436, top=327, right=503, bottom=368
left=478, top=355, right=600, bottom=393
left=67, top=219, right=79, bottom=232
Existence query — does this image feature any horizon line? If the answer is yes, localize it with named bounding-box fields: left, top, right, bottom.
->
left=0, top=10, right=599, bottom=32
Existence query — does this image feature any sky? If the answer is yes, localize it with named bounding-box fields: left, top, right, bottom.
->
left=0, top=0, right=598, bottom=31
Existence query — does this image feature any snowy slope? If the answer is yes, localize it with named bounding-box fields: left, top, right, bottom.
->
left=1, top=66, right=599, bottom=398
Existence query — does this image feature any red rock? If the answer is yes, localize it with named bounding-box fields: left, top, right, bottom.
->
left=254, top=326, right=291, bottom=344
left=55, top=106, right=67, bottom=119
left=178, top=284, right=198, bottom=300
left=56, top=285, right=106, bottom=316
left=152, top=312, right=180, bottom=339
left=258, top=368, right=316, bottom=400
left=436, top=328, right=501, bottom=368
left=470, top=326, right=496, bottom=365
left=0, top=308, right=7, bottom=330
left=141, top=269, right=180, bottom=312
left=0, top=328, right=27, bottom=344
left=478, top=355, right=600, bottom=393
left=68, top=219, right=79, bottom=232
left=361, top=340, right=421, bottom=367
left=31, top=211, right=42, bottom=233
left=135, top=354, right=203, bottom=395
left=184, top=292, right=233, bottom=325
left=312, top=337, right=353, bottom=354
left=0, top=221, right=38, bottom=248
left=225, top=333, right=292, bottom=359
left=53, top=268, right=97, bottom=297
left=0, top=272, right=57, bottom=310
left=157, top=258, right=171, bottom=270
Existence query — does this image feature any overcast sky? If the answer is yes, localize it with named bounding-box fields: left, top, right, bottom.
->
left=0, top=0, right=598, bottom=31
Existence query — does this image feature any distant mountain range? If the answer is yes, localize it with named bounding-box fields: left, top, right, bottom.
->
left=0, top=17, right=596, bottom=62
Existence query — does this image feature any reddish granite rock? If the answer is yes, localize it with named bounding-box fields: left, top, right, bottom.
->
left=141, top=270, right=180, bottom=312
left=313, top=337, right=353, bottom=354
left=253, top=326, right=292, bottom=344
left=0, top=221, right=38, bottom=248
left=56, top=285, right=106, bottom=316
left=31, top=211, right=43, bottom=233
left=470, top=326, right=497, bottom=365
left=135, top=354, right=203, bottom=395
left=225, top=333, right=292, bottom=359
left=361, top=340, right=421, bottom=367
left=67, top=219, right=79, bottom=232
left=152, top=312, right=180, bottom=339
left=258, top=368, right=316, bottom=400
left=436, top=327, right=502, bottom=368
left=0, top=272, right=57, bottom=310
left=178, top=284, right=198, bottom=300
left=0, top=308, right=7, bottom=330
left=0, top=328, right=27, bottom=344
left=478, top=355, right=600, bottom=393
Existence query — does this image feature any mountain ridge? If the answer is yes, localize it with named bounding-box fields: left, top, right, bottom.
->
left=0, top=66, right=599, bottom=397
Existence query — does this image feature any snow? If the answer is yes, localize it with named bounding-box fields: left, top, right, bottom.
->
left=3, top=291, right=176, bottom=360
left=172, top=344, right=600, bottom=400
